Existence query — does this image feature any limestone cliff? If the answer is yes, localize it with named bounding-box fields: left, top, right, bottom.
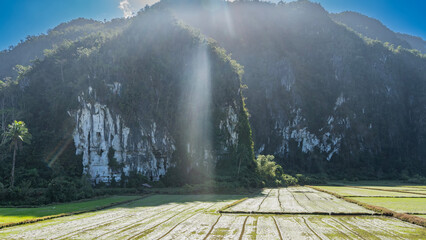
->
left=71, top=86, right=241, bottom=183
left=71, top=88, right=175, bottom=183
left=6, top=9, right=254, bottom=183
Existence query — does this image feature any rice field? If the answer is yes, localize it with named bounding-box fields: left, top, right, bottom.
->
left=348, top=197, right=426, bottom=214
left=362, top=186, right=426, bottom=192
left=315, top=183, right=426, bottom=227
left=0, top=188, right=425, bottom=239
left=0, top=196, right=141, bottom=225
left=315, top=186, right=425, bottom=197
left=226, top=187, right=374, bottom=214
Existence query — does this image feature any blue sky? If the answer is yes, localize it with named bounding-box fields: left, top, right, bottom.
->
left=0, top=0, right=425, bottom=51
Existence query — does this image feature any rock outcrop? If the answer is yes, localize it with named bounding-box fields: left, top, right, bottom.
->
left=72, top=88, right=175, bottom=183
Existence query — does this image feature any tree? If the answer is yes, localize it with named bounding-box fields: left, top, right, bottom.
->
left=255, top=155, right=282, bottom=183
left=2, top=121, right=31, bottom=188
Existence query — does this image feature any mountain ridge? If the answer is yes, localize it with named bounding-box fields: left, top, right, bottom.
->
left=330, top=11, right=426, bottom=54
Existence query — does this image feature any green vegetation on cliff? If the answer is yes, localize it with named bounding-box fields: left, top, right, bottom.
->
left=0, top=8, right=255, bottom=202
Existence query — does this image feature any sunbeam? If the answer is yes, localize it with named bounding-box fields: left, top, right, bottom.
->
left=181, top=44, right=213, bottom=175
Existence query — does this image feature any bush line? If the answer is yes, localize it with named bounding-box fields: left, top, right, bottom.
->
left=0, top=195, right=150, bottom=230
left=309, top=186, right=426, bottom=228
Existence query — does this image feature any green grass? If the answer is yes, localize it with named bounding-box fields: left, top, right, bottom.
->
left=358, top=186, right=426, bottom=191
left=348, top=197, right=426, bottom=214
left=316, top=186, right=425, bottom=197
left=0, top=195, right=140, bottom=225
left=327, top=180, right=421, bottom=187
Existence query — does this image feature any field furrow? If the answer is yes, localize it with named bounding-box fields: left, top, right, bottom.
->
left=257, top=189, right=272, bottom=211
left=143, top=202, right=218, bottom=240
left=239, top=216, right=249, bottom=240
left=313, top=191, right=372, bottom=213
left=93, top=204, right=191, bottom=239
left=61, top=202, right=185, bottom=239
left=161, top=213, right=220, bottom=240
left=206, top=214, right=246, bottom=239
left=240, top=216, right=257, bottom=240
left=312, top=216, right=362, bottom=239
left=227, top=189, right=270, bottom=212
left=275, top=216, right=318, bottom=239
left=258, top=189, right=281, bottom=212
left=124, top=203, right=210, bottom=239
left=329, top=218, right=368, bottom=239
left=226, top=187, right=375, bottom=214
left=294, top=192, right=329, bottom=213
left=255, top=216, right=282, bottom=239
left=278, top=188, right=305, bottom=212
left=302, top=217, right=325, bottom=240
left=202, top=214, right=222, bottom=240
left=341, top=216, right=424, bottom=239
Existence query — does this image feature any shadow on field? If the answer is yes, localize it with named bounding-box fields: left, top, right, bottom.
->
left=117, top=191, right=265, bottom=208
left=0, top=191, right=268, bottom=228
left=0, top=189, right=266, bottom=226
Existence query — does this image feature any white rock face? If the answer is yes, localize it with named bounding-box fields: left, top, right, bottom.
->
left=106, top=82, right=122, bottom=95
left=217, top=104, right=240, bottom=157
left=71, top=88, right=240, bottom=183
left=275, top=108, right=342, bottom=161
left=71, top=88, right=175, bottom=183
left=334, top=93, right=346, bottom=111
left=219, top=105, right=239, bottom=147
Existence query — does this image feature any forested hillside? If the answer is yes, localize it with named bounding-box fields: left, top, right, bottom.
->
left=330, top=11, right=426, bottom=54
left=163, top=0, right=426, bottom=179
left=0, top=8, right=254, bottom=192
left=0, top=18, right=128, bottom=79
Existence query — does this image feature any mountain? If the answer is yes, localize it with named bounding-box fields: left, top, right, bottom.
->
left=0, top=9, right=254, bottom=185
left=162, top=0, right=426, bottom=178
left=0, top=0, right=425, bottom=185
left=0, top=18, right=128, bottom=79
left=331, top=11, right=426, bottom=54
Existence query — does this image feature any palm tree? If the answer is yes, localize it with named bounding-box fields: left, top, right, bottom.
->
left=2, top=121, right=31, bottom=188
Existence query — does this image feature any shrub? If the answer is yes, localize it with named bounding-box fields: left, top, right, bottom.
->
left=77, top=175, right=94, bottom=199
left=253, top=155, right=306, bottom=187
left=407, top=175, right=426, bottom=184
left=255, top=155, right=282, bottom=185
left=295, top=174, right=326, bottom=185
left=94, top=188, right=140, bottom=196
left=0, top=187, right=48, bottom=206
left=126, top=171, right=149, bottom=188
left=47, top=177, right=78, bottom=202
left=282, top=174, right=298, bottom=186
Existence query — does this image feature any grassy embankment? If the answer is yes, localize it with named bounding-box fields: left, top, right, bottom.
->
left=0, top=195, right=143, bottom=229
left=312, top=183, right=426, bottom=227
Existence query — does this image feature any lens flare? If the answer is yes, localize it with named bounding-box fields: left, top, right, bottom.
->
left=46, top=137, right=73, bottom=168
